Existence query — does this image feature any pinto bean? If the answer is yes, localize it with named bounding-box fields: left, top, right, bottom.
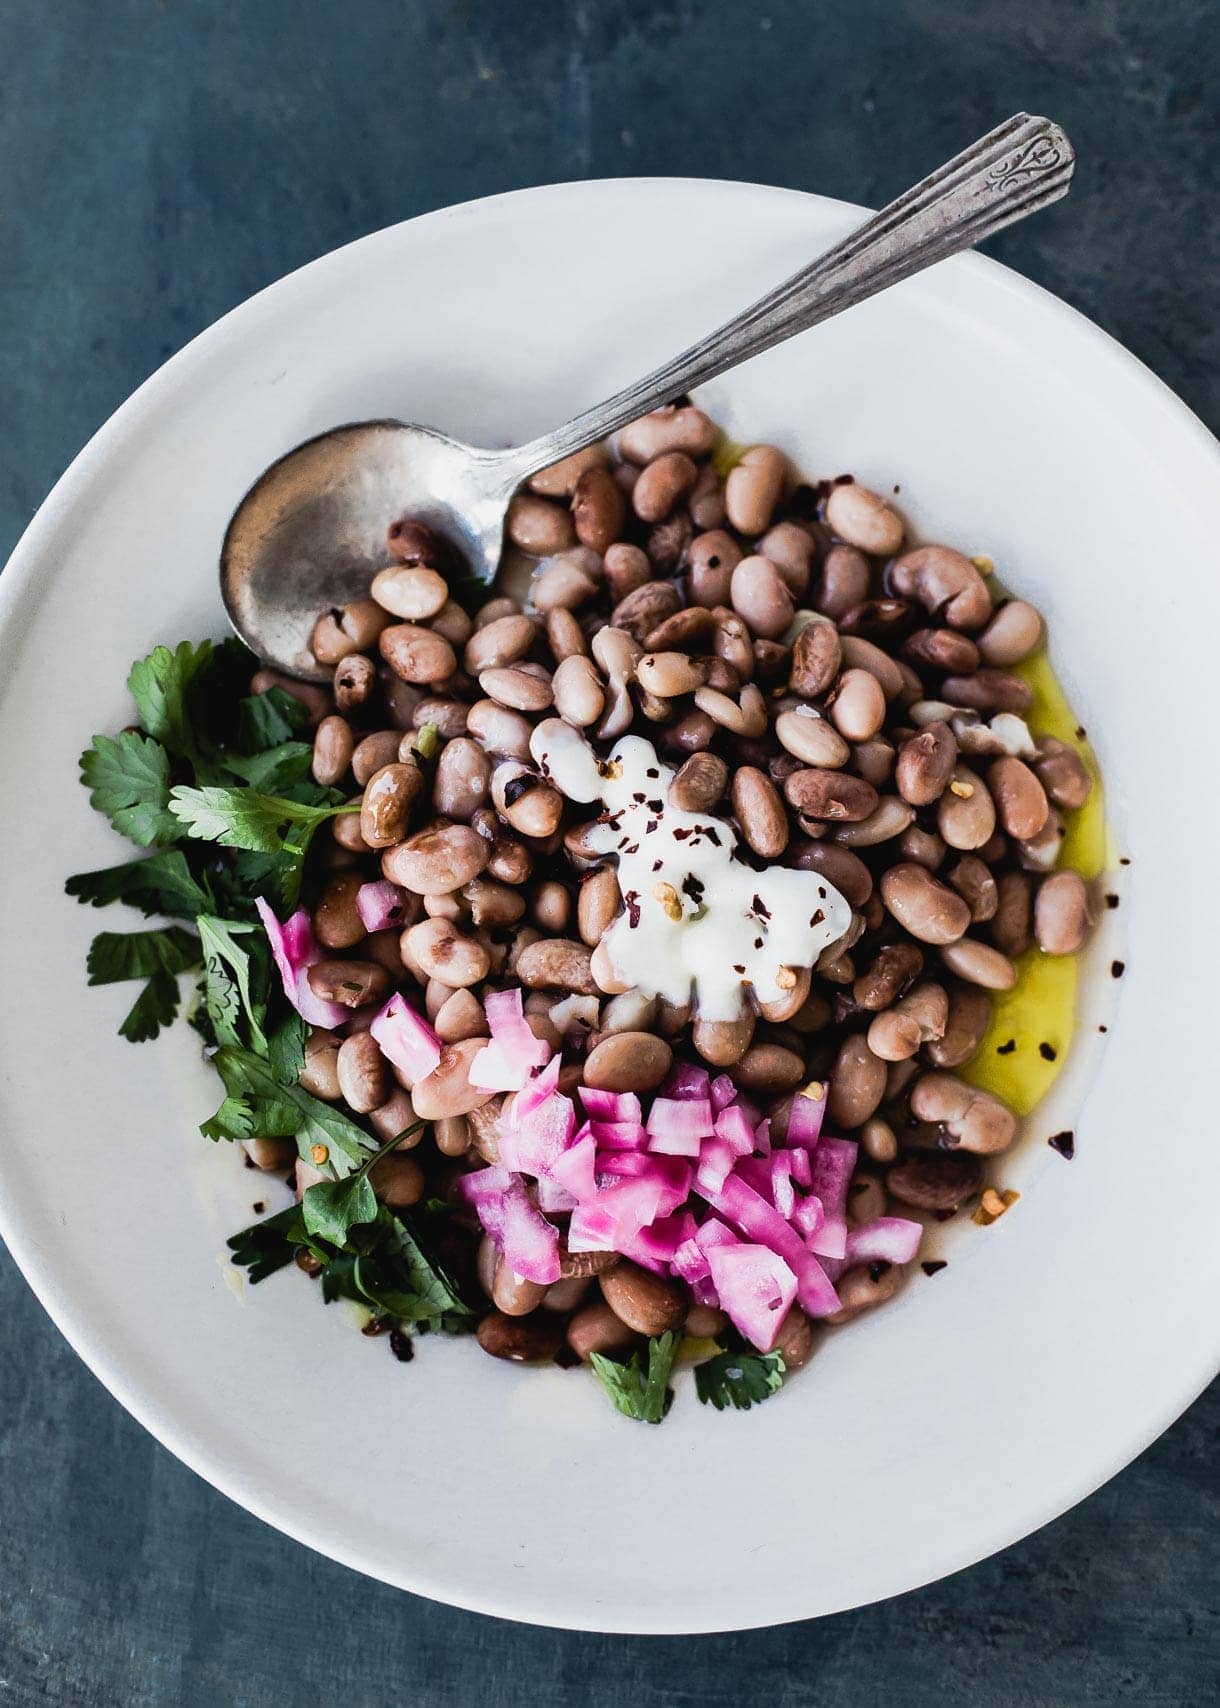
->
left=612, top=580, right=681, bottom=644
left=369, top=1152, right=426, bottom=1208
left=632, top=451, right=698, bottom=523
left=925, top=983, right=992, bottom=1068
left=735, top=1043, right=805, bottom=1093
left=837, top=635, right=904, bottom=699
left=528, top=444, right=607, bottom=498
left=902, top=627, right=981, bottom=673
left=825, top=481, right=904, bottom=556
left=571, top=464, right=626, bottom=552
left=600, top=1261, right=687, bottom=1335
left=942, top=668, right=1033, bottom=714
left=784, top=767, right=879, bottom=823
left=788, top=618, right=842, bottom=698
left=812, top=544, right=868, bottom=622
left=584, top=1030, right=673, bottom=1093
left=491, top=763, right=564, bottom=839
left=789, top=842, right=873, bottom=908
left=1014, top=813, right=1065, bottom=872
left=635, top=651, right=710, bottom=698
left=602, top=541, right=652, bottom=603
left=731, top=766, right=788, bottom=858
left=852, top=942, right=924, bottom=1011
left=379, top=623, right=457, bottom=685
left=725, top=444, right=787, bottom=535
left=894, top=722, right=957, bottom=806
left=506, top=492, right=576, bottom=555
left=663, top=710, right=717, bottom=756
left=694, top=683, right=768, bottom=738
left=307, top=959, right=390, bottom=1008
left=878, top=863, right=969, bottom=946
left=299, top=1027, right=343, bottom=1099
left=250, top=670, right=332, bottom=726
left=530, top=551, right=600, bottom=615
left=311, top=598, right=393, bottom=664
left=668, top=751, right=728, bottom=813
left=465, top=698, right=534, bottom=760
left=939, top=937, right=1017, bottom=991
left=828, top=667, right=886, bottom=741
left=404, top=917, right=491, bottom=987
left=687, top=530, right=742, bottom=608
left=349, top=730, right=399, bottom=785
left=979, top=599, right=1043, bottom=665
left=867, top=982, right=949, bottom=1061
left=383, top=823, right=488, bottom=894
left=410, top=1037, right=495, bottom=1118
left=312, top=872, right=366, bottom=950
left=759, top=521, right=815, bottom=597
left=937, top=766, right=997, bottom=851
left=1034, top=870, right=1091, bottom=954
left=566, top=1302, right=639, bottom=1361
left=312, top=715, right=354, bottom=786
left=830, top=796, right=915, bottom=847
left=827, top=1035, right=887, bottom=1129
left=848, top=1175, right=888, bottom=1225
left=888, top=544, right=992, bottom=630
left=360, top=762, right=422, bottom=848
left=434, top=988, right=489, bottom=1043
left=491, top=1256, right=550, bottom=1319
left=987, top=871, right=1031, bottom=958
left=478, top=665, right=553, bottom=714
left=688, top=463, right=726, bottom=530
left=860, top=1116, right=899, bottom=1165
left=337, top=1031, right=390, bottom=1113
left=369, top=563, right=449, bottom=622
left=773, top=705, right=849, bottom=769
left=577, top=867, right=623, bottom=946
left=911, top=1072, right=1017, bottom=1154
left=551, top=655, right=605, bottom=727
left=545, top=607, right=586, bottom=663
left=887, top=1148, right=984, bottom=1210
left=477, top=1310, right=564, bottom=1362
left=1034, top=738, right=1093, bottom=811
left=463, top=614, right=538, bottom=675
left=618, top=405, right=717, bottom=463
left=432, top=738, right=491, bottom=821
left=730, top=555, right=795, bottom=640
left=515, top=937, right=597, bottom=995
left=988, top=756, right=1049, bottom=840
left=692, top=1011, right=756, bottom=1067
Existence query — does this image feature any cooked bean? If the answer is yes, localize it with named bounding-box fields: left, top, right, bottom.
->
left=349, top=729, right=399, bottom=785
left=937, top=765, right=997, bottom=850
left=249, top=669, right=332, bottom=726
left=694, top=682, right=767, bottom=738
left=515, top=937, right=597, bottom=994
left=602, top=542, right=652, bottom=603
left=307, top=958, right=390, bottom=1008
left=828, top=667, right=886, bottom=742
left=336, top=1031, right=390, bottom=1113
left=692, top=1011, right=755, bottom=1066
left=1035, top=870, right=1091, bottom=954
left=360, top=762, right=422, bottom=848
left=577, top=868, right=622, bottom=946
left=571, top=464, right=626, bottom=551
left=946, top=854, right=998, bottom=923
left=410, top=1037, right=495, bottom=1118
left=431, top=600, right=473, bottom=648
left=1014, top=813, right=1065, bottom=872
left=311, top=714, right=354, bottom=787
left=684, top=463, right=724, bottom=530
left=925, top=983, right=992, bottom=1068
left=383, top=823, right=489, bottom=894
left=404, top=917, right=491, bottom=987
left=895, top=722, right=958, bottom=805
left=548, top=654, right=604, bottom=728
left=837, top=635, right=904, bottom=699
left=528, top=446, right=607, bottom=500
left=477, top=1310, right=564, bottom=1362
left=880, top=863, right=971, bottom=945
left=543, top=608, right=583, bottom=664
left=759, top=521, right=815, bottom=597
left=939, top=937, right=1017, bottom=990
left=385, top=517, right=453, bottom=569
left=979, top=599, right=1043, bottom=665
left=787, top=619, right=841, bottom=700
left=463, top=614, right=537, bottom=675
left=529, top=879, right=571, bottom=935
left=898, top=826, right=946, bottom=870
left=942, top=668, right=1033, bottom=714
left=491, top=1255, right=550, bottom=1318
left=772, top=705, right=848, bottom=769
left=731, top=766, right=788, bottom=858
left=636, top=650, right=710, bottom=697
left=853, top=942, right=924, bottom=1011
left=432, top=737, right=490, bottom=820
left=888, top=544, right=992, bottom=630
left=827, top=1035, right=887, bottom=1128
left=600, top=1261, right=687, bottom=1336
left=725, top=444, right=786, bottom=535
left=566, top=1301, right=639, bottom=1361
left=765, top=1304, right=812, bottom=1370
left=620, top=406, right=718, bottom=464
left=989, top=756, right=1049, bottom=841
left=789, top=842, right=872, bottom=908
left=583, top=1030, right=673, bottom=1093
left=311, top=597, right=392, bottom=664
left=985, top=871, right=1030, bottom=958
left=830, top=796, right=915, bottom=847
left=433, top=988, right=489, bottom=1043
left=687, top=529, right=742, bottom=608
left=645, top=606, right=718, bottom=655
left=299, top=1028, right=343, bottom=1100
left=369, top=563, right=449, bottom=622
left=1032, top=738, right=1092, bottom=811
left=784, top=767, right=878, bottom=822
left=848, top=1175, right=888, bottom=1225
left=368, top=1152, right=426, bottom=1208
left=506, top=492, right=576, bottom=555
left=313, top=871, right=366, bottom=950
left=632, top=451, right=698, bottom=522
left=478, top=665, right=553, bottom=713
left=887, top=1148, right=983, bottom=1210
left=849, top=739, right=892, bottom=791
left=867, top=982, right=949, bottom=1060
left=730, top=555, right=795, bottom=640
left=860, top=1115, right=899, bottom=1165
left=666, top=751, right=726, bottom=814
left=902, top=627, right=981, bottom=674
left=490, top=763, right=564, bottom=839
left=810, top=545, right=866, bottom=622
left=735, top=1042, right=804, bottom=1092
left=379, top=623, right=457, bottom=685
left=911, top=1071, right=1017, bottom=1154
left=530, top=552, right=600, bottom=614
left=825, top=481, right=904, bottom=556
left=826, top=1262, right=904, bottom=1322
left=465, top=698, right=534, bottom=760
left=612, top=580, right=681, bottom=644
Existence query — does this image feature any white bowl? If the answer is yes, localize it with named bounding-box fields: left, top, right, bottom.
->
left=1, top=179, right=1216, bottom=1635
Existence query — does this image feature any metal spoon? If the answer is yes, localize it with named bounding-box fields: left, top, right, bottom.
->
left=222, top=112, right=1073, bottom=680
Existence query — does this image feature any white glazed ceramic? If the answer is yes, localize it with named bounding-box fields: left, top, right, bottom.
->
left=0, top=181, right=1217, bottom=1635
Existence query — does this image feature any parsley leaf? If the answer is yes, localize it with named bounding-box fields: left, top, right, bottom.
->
left=208, top=1043, right=372, bottom=1173
left=196, top=915, right=268, bottom=1051
left=79, top=731, right=177, bottom=847
left=127, top=640, right=214, bottom=763
left=590, top=1331, right=679, bottom=1424
left=65, top=849, right=211, bottom=918
left=237, top=686, right=310, bottom=753
left=86, top=926, right=201, bottom=984
left=301, top=1124, right=424, bottom=1245
left=694, top=1349, right=786, bottom=1412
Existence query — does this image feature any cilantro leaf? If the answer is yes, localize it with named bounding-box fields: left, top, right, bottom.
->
left=268, top=1009, right=307, bottom=1085
left=222, top=741, right=314, bottom=793
left=301, top=1124, right=423, bottom=1245
left=347, top=1211, right=474, bottom=1323
left=694, top=1349, right=786, bottom=1412
left=167, top=784, right=350, bottom=853
left=86, top=926, right=201, bottom=985
left=227, top=1204, right=315, bottom=1283
left=127, top=640, right=214, bottom=762
left=79, top=731, right=177, bottom=847
left=65, top=849, right=211, bottom=918
left=590, top=1332, right=679, bottom=1424
left=196, top=915, right=268, bottom=1051
left=209, top=1043, right=372, bottom=1173
left=118, top=969, right=183, bottom=1042
left=199, top=1094, right=256, bottom=1142
left=237, top=686, right=310, bottom=753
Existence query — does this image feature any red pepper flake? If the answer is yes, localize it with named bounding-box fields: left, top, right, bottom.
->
left=252, top=1200, right=265, bottom=1215
left=921, top=1260, right=947, bottom=1276
left=1111, top=960, right=1126, bottom=979
left=1105, top=893, right=1120, bottom=909
left=647, top=798, right=664, bottom=813
left=645, top=767, right=659, bottom=779
left=388, top=1328, right=414, bottom=1362
left=644, top=820, right=658, bottom=834
left=1119, top=856, right=1131, bottom=866
left=1098, top=1024, right=1108, bottom=1034
left=1039, top=1041, right=1058, bottom=1062
left=1048, top=1130, right=1075, bottom=1159
left=996, top=1038, right=1017, bottom=1055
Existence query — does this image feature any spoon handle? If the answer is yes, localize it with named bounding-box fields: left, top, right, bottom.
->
left=500, top=112, right=1073, bottom=484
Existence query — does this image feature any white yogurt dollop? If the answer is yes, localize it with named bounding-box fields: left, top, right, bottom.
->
left=530, top=720, right=852, bottom=1022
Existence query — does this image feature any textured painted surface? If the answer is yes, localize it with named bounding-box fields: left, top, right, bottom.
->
left=1, top=0, right=1216, bottom=1700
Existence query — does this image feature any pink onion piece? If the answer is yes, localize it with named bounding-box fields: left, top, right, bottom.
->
left=786, top=1083, right=828, bottom=1149
left=844, top=1216, right=923, bottom=1265
left=470, top=987, right=552, bottom=1092
left=661, top=1063, right=711, bottom=1102
left=588, top=1118, right=649, bottom=1152
left=355, top=879, right=409, bottom=934
left=498, top=1178, right=562, bottom=1283
left=714, top=1104, right=756, bottom=1158
left=700, top=1173, right=840, bottom=1317
left=537, top=1174, right=578, bottom=1213
left=672, top=1236, right=710, bottom=1283
left=369, top=991, right=443, bottom=1083
left=791, top=1194, right=825, bottom=1241
left=693, top=1216, right=739, bottom=1256
left=771, top=1152, right=796, bottom=1220
left=695, top=1136, right=737, bottom=1196
left=753, top=1116, right=773, bottom=1156
left=788, top=1147, right=813, bottom=1189
left=548, top=1131, right=597, bottom=1202
left=806, top=1136, right=858, bottom=1261
left=255, top=897, right=348, bottom=1030
left=707, top=1243, right=798, bottom=1352
left=614, top=1211, right=691, bottom=1273
left=596, top=1152, right=692, bottom=1217
left=579, top=1086, right=643, bottom=1124
left=647, top=1096, right=713, bottom=1156
left=732, top=1156, right=774, bottom=1202
left=709, top=1073, right=738, bottom=1114
left=498, top=1089, right=575, bottom=1178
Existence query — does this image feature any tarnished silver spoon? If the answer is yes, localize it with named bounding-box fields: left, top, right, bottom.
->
left=222, top=113, right=1073, bottom=680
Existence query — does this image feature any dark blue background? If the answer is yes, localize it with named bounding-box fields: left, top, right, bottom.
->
left=2, top=2, right=1216, bottom=1701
